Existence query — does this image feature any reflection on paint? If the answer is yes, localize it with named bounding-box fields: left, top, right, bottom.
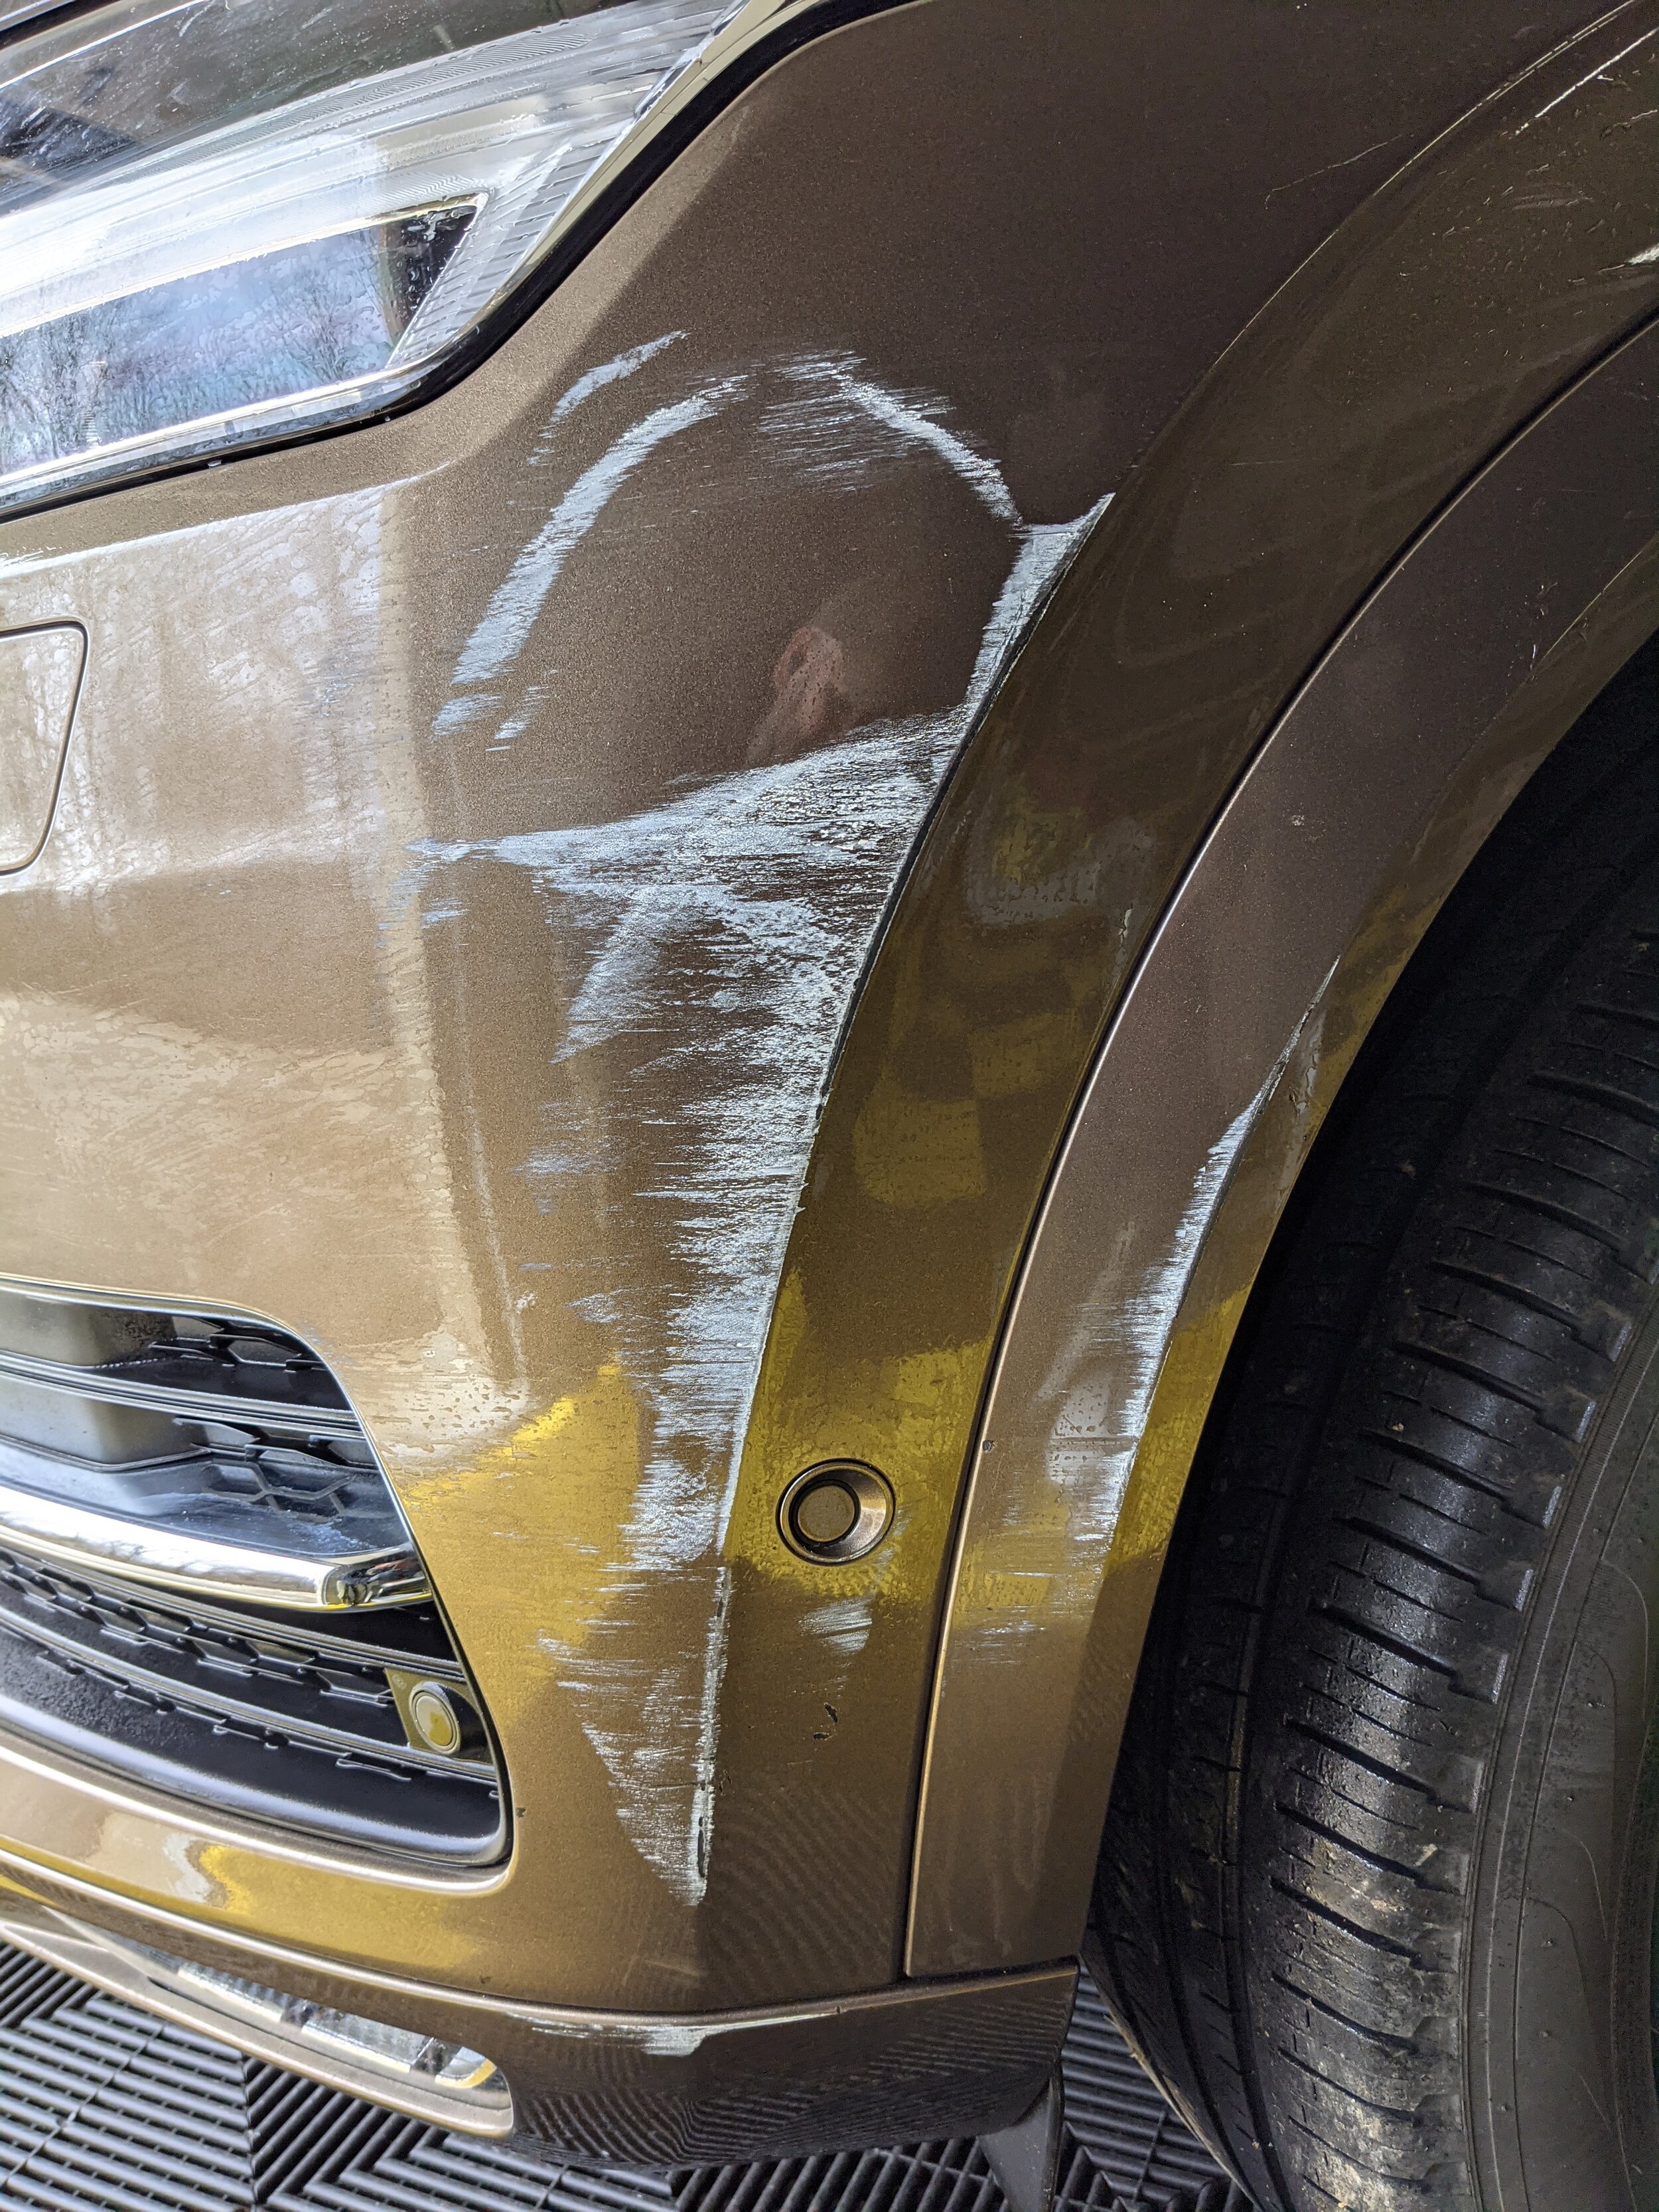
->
left=411, top=344, right=1110, bottom=1896
left=437, top=372, right=749, bottom=734
left=966, top=1009, right=1326, bottom=1660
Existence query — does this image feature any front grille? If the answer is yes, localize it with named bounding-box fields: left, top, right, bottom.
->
left=0, top=1289, right=424, bottom=1607
left=0, top=1287, right=504, bottom=1865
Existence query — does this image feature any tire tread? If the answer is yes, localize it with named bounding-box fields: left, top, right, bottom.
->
left=1092, top=648, right=1659, bottom=2210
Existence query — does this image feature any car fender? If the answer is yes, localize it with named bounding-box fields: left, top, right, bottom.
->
left=0, top=0, right=1652, bottom=2070
left=716, top=13, right=1659, bottom=1976
left=904, top=315, right=1658, bottom=1972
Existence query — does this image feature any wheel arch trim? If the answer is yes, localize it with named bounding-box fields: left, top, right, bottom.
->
left=719, top=0, right=1659, bottom=1996
left=904, top=315, right=1659, bottom=1976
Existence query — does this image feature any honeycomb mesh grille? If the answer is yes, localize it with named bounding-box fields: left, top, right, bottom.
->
left=0, top=1287, right=505, bottom=1861
left=0, top=1291, right=416, bottom=1588
left=0, top=1543, right=503, bottom=1863
left=0, top=1945, right=1244, bottom=2212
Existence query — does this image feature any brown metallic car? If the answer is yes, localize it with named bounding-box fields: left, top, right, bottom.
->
left=0, top=3, right=1655, bottom=2206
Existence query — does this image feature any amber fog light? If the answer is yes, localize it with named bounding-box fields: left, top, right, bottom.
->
left=779, top=1463, right=893, bottom=1564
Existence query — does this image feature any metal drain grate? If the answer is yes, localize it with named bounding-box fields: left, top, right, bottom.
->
left=1060, top=1988, right=1244, bottom=2212
left=0, top=1943, right=1246, bottom=2212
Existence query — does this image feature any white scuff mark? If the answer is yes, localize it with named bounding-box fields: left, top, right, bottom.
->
left=495, top=718, right=968, bottom=1074
left=963, top=501, right=1110, bottom=696
left=1023, top=1088, right=1268, bottom=1584
left=384, top=838, right=470, bottom=930
left=1001, top=1007, right=1329, bottom=1646
left=439, top=349, right=1053, bottom=746
left=484, top=672, right=555, bottom=755
left=689, top=1561, right=733, bottom=1887
left=769, top=355, right=1021, bottom=526
left=1628, top=241, right=1659, bottom=266
left=526, top=2010, right=854, bottom=2057
left=546, top=331, right=685, bottom=428
left=1530, top=25, right=1657, bottom=124
left=622, top=2020, right=715, bottom=2057
left=414, top=374, right=1113, bottom=1899
left=434, top=373, right=749, bottom=734
left=800, top=1593, right=875, bottom=1657
left=496, top=719, right=973, bottom=1896
left=484, top=695, right=543, bottom=753
left=1052, top=1080, right=1268, bottom=1512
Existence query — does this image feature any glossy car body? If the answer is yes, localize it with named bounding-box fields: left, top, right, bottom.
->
left=0, top=0, right=1655, bottom=2167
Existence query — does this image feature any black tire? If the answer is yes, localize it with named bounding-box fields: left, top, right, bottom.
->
left=1090, top=640, right=1659, bottom=2212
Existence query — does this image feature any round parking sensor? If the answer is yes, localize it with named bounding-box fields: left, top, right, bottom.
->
left=779, top=1462, right=893, bottom=1564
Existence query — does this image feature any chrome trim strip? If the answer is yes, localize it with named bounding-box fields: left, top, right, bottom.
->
left=0, top=1897, right=514, bottom=2135
left=0, top=1479, right=429, bottom=1610
left=3, top=1556, right=465, bottom=1678
left=0, top=1345, right=359, bottom=1437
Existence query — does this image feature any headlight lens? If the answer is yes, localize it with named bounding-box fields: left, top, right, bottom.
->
left=0, top=0, right=746, bottom=516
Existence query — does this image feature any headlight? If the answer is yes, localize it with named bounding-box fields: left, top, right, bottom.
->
left=0, top=0, right=782, bottom=518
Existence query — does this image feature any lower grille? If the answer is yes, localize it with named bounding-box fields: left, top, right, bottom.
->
left=0, top=1286, right=424, bottom=1607
left=0, top=1286, right=504, bottom=1864
left=0, top=1546, right=502, bottom=1861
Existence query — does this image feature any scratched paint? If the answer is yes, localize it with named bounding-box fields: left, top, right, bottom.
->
left=414, top=347, right=1110, bottom=1899
left=1017, top=1083, right=1272, bottom=1593
left=545, top=330, right=685, bottom=427
left=974, top=1010, right=1327, bottom=1655
left=760, top=354, right=1022, bottom=525
left=800, top=1594, right=875, bottom=1657
left=436, top=372, right=749, bottom=736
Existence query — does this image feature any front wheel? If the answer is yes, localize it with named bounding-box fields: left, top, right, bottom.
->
left=1091, top=643, right=1659, bottom=2212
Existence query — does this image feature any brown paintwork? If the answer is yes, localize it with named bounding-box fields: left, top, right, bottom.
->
left=0, top=1878, right=1074, bottom=2160
left=0, top=0, right=1646, bottom=2158
left=741, top=0, right=1659, bottom=1984
left=910, top=317, right=1659, bottom=1973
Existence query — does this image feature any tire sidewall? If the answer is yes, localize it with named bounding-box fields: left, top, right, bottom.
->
left=1471, top=1305, right=1659, bottom=2210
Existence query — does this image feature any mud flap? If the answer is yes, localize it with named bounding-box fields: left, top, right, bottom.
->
left=981, top=2071, right=1064, bottom=2212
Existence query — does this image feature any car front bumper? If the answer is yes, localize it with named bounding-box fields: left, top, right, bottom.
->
left=0, top=1871, right=1073, bottom=2163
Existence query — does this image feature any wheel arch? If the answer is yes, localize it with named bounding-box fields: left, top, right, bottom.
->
left=700, top=2, right=1659, bottom=1990
left=904, top=311, right=1659, bottom=1976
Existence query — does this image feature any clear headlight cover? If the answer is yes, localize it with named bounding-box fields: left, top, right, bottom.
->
left=0, top=0, right=752, bottom=516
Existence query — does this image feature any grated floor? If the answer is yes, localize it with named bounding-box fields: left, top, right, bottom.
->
left=0, top=1942, right=1246, bottom=2212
